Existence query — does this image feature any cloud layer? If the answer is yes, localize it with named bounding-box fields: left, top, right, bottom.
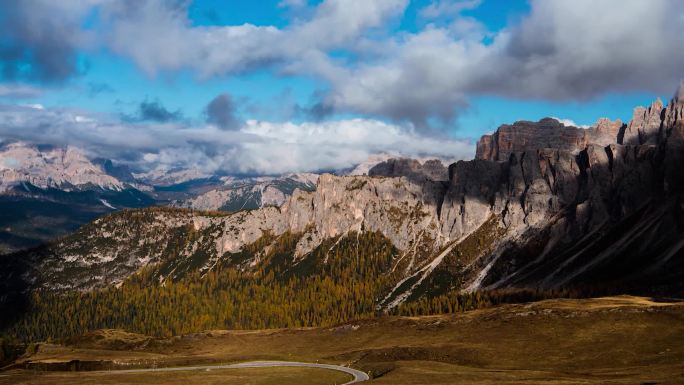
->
left=0, top=104, right=472, bottom=175
left=7, top=0, right=682, bottom=126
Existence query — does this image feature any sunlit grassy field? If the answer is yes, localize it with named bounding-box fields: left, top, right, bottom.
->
left=3, top=296, right=684, bottom=384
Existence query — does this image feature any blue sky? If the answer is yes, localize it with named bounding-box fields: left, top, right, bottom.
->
left=0, top=0, right=680, bottom=174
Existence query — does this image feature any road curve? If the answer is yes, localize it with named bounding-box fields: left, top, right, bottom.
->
left=106, top=360, right=370, bottom=384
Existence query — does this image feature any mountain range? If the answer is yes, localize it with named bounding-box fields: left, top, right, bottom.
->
left=3, top=83, right=684, bottom=341
left=0, top=143, right=408, bottom=253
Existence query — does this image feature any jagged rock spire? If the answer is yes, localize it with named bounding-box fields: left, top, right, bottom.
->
left=675, top=80, right=684, bottom=102
left=664, top=81, right=684, bottom=134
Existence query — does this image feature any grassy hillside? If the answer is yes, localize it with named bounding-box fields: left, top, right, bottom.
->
left=3, top=296, right=684, bottom=384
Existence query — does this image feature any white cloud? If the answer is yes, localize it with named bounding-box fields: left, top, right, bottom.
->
left=550, top=117, right=589, bottom=129
left=21, top=103, right=45, bottom=110
left=419, top=0, right=482, bottom=19
left=101, top=0, right=408, bottom=78
left=307, top=0, right=684, bottom=127
left=0, top=104, right=473, bottom=175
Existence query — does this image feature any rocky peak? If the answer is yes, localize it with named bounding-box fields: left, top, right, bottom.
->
left=0, top=141, right=126, bottom=192
left=663, top=82, right=684, bottom=134
left=475, top=117, right=616, bottom=162
left=676, top=80, right=684, bottom=102
left=369, top=158, right=448, bottom=181
left=592, top=117, right=623, bottom=137
left=623, top=98, right=664, bottom=145
left=477, top=83, right=684, bottom=162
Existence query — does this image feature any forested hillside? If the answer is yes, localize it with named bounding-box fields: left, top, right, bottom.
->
left=4, top=231, right=399, bottom=341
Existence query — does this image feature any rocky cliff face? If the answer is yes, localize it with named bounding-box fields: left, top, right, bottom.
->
left=8, top=174, right=448, bottom=291
left=476, top=117, right=623, bottom=162
left=461, top=89, right=684, bottom=293
left=6, top=85, right=684, bottom=307
left=369, top=158, right=448, bottom=181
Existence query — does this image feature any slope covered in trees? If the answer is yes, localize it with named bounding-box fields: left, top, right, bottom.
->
left=4, top=231, right=400, bottom=341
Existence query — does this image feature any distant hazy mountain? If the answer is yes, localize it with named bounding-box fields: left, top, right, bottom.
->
left=172, top=173, right=319, bottom=211
left=0, top=142, right=129, bottom=192
left=132, top=168, right=213, bottom=187
left=0, top=142, right=155, bottom=253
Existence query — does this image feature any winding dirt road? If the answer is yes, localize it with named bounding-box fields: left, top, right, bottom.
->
left=107, top=360, right=370, bottom=384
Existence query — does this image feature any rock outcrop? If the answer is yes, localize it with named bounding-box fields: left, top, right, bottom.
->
left=622, top=99, right=664, bottom=145
left=664, top=82, right=684, bottom=134
left=369, top=158, right=448, bottom=181
left=173, top=174, right=318, bottom=211
left=475, top=117, right=622, bottom=162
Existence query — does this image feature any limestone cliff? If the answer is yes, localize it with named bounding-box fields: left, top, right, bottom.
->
left=475, top=117, right=623, bottom=162
left=369, top=158, right=449, bottom=181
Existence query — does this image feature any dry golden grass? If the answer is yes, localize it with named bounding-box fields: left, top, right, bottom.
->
left=4, top=296, right=684, bottom=384
left=1, top=366, right=350, bottom=385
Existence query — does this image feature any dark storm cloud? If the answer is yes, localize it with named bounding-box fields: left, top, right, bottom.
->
left=139, top=99, right=182, bottom=122
left=296, top=101, right=335, bottom=121
left=205, top=93, right=241, bottom=130
left=0, top=1, right=87, bottom=82
left=124, top=99, right=182, bottom=123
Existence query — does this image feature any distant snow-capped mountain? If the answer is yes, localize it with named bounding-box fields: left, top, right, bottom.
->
left=0, top=142, right=128, bottom=192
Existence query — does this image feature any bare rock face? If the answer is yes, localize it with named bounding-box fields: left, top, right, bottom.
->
left=623, top=99, right=664, bottom=145
left=369, top=158, right=448, bottom=181
left=261, top=185, right=287, bottom=207
left=281, top=174, right=447, bottom=258
left=589, top=118, right=624, bottom=145
left=475, top=117, right=619, bottom=162
left=460, top=86, right=684, bottom=292
left=174, top=174, right=317, bottom=211
left=663, top=83, right=684, bottom=134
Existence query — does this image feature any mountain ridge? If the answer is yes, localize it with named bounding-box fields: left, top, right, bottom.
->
left=0, top=142, right=412, bottom=253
